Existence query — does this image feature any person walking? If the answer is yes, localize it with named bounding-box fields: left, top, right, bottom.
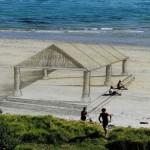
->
left=98, top=108, right=112, bottom=136
left=81, top=107, right=87, bottom=121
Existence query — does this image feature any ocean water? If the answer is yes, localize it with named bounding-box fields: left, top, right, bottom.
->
left=0, top=0, right=150, bottom=32
left=0, top=0, right=150, bottom=46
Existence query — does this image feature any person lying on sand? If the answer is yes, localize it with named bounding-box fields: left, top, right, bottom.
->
left=117, top=80, right=128, bottom=90
left=109, top=86, right=121, bottom=96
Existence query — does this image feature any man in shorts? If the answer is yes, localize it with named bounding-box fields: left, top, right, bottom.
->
left=81, top=107, right=87, bottom=121
left=98, top=108, right=112, bottom=136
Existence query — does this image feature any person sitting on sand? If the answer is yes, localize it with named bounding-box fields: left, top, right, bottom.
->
left=81, top=107, right=87, bottom=121
left=117, top=80, right=128, bottom=90
left=99, top=108, right=112, bottom=136
left=109, top=86, right=121, bottom=96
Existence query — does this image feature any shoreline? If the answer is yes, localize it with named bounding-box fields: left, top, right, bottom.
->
left=0, top=30, right=150, bottom=47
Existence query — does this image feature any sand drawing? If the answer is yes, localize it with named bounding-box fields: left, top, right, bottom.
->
left=0, top=39, right=150, bottom=127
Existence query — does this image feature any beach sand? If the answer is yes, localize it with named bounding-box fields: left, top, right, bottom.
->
left=0, top=38, right=150, bottom=128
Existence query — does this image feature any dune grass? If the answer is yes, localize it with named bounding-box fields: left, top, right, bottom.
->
left=15, top=140, right=107, bottom=150
left=107, top=127, right=150, bottom=150
left=0, top=114, right=106, bottom=150
left=0, top=114, right=150, bottom=150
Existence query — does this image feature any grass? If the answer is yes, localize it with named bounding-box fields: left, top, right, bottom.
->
left=0, top=114, right=106, bottom=150
left=0, top=114, right=150, bottom=150
left=107, top=127, right=150, bottom=150
left=15, top=139, right=107, bottom=150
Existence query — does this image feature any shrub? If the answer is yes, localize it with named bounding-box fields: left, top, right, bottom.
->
left=0, top=115, right=104, bottom=145
left=15, top=140, right=107, bottom=150
left=107, top=127, right=150, bottom=150
left=0, top=121, right=20, bottom=150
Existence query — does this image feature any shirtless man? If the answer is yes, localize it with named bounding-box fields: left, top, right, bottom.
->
left=117, top=80, right=128, bottom=90
left=99, top=108, right=112, bottom=136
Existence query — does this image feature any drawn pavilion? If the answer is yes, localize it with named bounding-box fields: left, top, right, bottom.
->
left=13, top=42, right=128, bottom=102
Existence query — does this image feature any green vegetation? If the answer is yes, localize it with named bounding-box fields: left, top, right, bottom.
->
left=0, top=122, right=20, bottom=150
left=107, top=127, right=150, bottom=150
left=0, top=114, right=150, bottom=150
left=0, top=115, right=106, bottom=150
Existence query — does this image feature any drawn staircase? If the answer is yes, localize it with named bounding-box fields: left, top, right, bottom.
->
left=87, top=74, right=135, bottom=114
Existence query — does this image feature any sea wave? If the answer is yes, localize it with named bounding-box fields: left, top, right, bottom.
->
left=0, top=28, right=149, bottom=47
left=0, top=28, right=145, bottom=34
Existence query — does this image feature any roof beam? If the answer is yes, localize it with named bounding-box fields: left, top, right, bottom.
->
left=16, top=66, right=86, bottom=71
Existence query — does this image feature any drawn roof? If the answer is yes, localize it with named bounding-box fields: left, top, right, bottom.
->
left=17, top=42, right=128, bottom=71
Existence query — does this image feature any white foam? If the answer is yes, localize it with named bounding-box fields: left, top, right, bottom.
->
left=0, top=28, right=146, bottom=34
left=101, top=27, right=113, bottom=31
left=123, top=30, right=144, bottom=33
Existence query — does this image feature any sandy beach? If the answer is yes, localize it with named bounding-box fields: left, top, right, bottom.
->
left=0, top=38, right=150, bottom=128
